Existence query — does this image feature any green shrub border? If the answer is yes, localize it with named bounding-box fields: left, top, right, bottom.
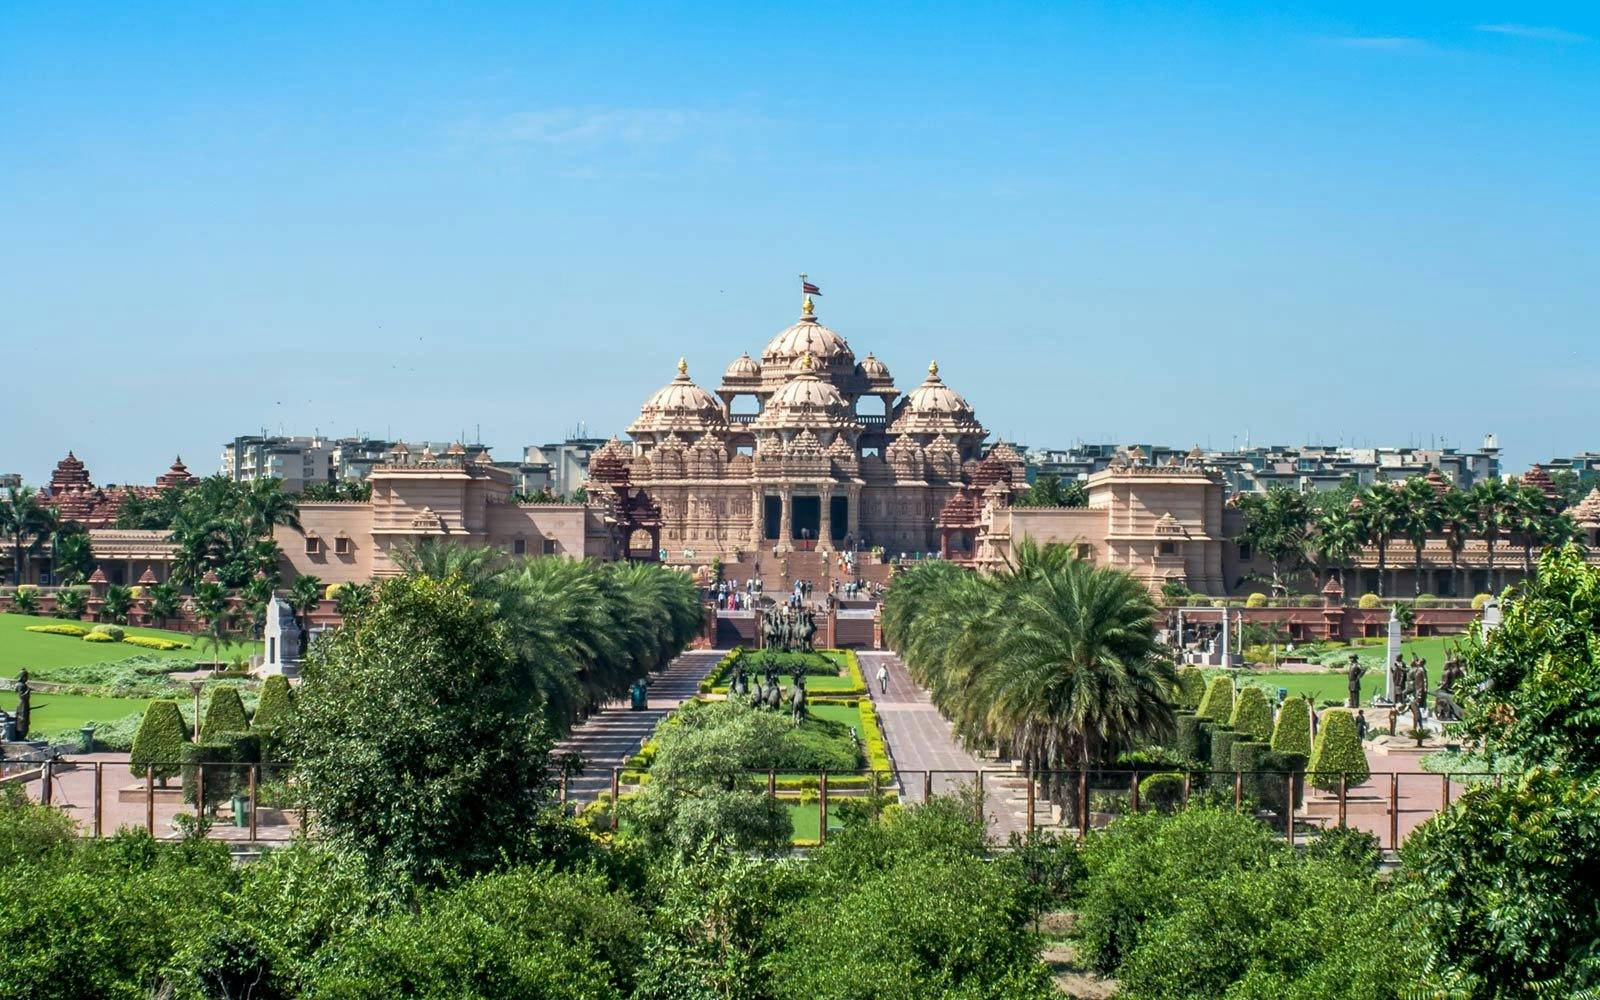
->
left=697, top=646, right=868, bottom=696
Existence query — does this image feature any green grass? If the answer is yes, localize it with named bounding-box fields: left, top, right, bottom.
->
left=0, top=613, right=258, bottom=678
left=1237, top=637, right=1458, bottom=706
left=805, top=701, right=863, bottom=729
left=0, top=689, right=155, bottom=736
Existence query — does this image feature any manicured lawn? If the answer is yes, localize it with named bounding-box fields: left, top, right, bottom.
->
left=1238, top=637, right=1460, bottom=706
left=805, top=701, right=863, bottom=729
left=0, top=613, right=259, bottom=678
left=0, top=689, right=154, bottom=735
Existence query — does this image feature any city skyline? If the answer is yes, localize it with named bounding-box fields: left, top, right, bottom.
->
left=4, top=3, right=1597, bottom=483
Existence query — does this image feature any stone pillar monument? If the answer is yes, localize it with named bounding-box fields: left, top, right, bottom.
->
left=1385, top=606, right=1402, bottom=702
left=262, top=596, right=302, bottom=677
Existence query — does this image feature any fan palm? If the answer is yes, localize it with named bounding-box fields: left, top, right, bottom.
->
left=1437, top=490, right=1474, bottom=597
left=1468, top=478, right=1513, bottom=593
left=1354, top=484, right=1404, bottom=597
left=49, top=527, right=95, bottom=585
left=1311, top=506, right=1363, bottom=589
left=288, top=574, right=324, bottom=636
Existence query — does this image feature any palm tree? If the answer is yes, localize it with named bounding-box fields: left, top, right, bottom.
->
left=1468, top=478, right=1513, bottom=594
left=49, top=526, right=95, bottom=585
left=1395, top=477, right=1443, bottom=596
left=11, top=587, right=39, bottom=615
left=0, top=486, right=59, bottom=586
left=1236, top=486, right=1311, bottom=596
left=288, top=574, right=324, bottom=638
left=333, top=581, right=374, bottom=620
left=191, top=581, right=237, bottom=663
left=1311, top=505, right=1363, bottom=589
left=147, top=582, right=181, bottom=627
left=55, top=587, right=88, bottom=620
left=102, top=584, right=133, bottom=624
left=241, top=478, right=301, bottom=537
left=1354, top=484, right=1404, bottom=597
left=1437, top=490, right=1474, bottom=598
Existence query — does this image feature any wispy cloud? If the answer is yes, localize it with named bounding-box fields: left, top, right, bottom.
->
left=464, top=108, right=711, bottom=146
left=1326, top=36, right=1426, bottom=51
left=1476, top=23, right=1590, bottom=43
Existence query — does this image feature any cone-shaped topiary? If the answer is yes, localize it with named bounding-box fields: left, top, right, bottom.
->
left=252, top=675, right=293, bottom=731
left=1211, top=727, right=1241, bottom=775
left=1270, top=695, right=1313, bottom=757
left=1175, top=667, right=1206, bottom=709
left=1306, top=708, right=1370, bottom=792
left=1176, top=714, right=1212, bottom=767
left=199, top=686, right=249, bottom=743
left=1229, top=686, right=1274, bottom=741
left=129, top=700, right=188, bottom=786
left=1196, top=676, right=1234, bottom=723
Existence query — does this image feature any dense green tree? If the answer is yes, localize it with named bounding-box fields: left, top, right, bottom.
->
left=287, top=573, right=323, bottom=637
left=1013, top=473, right=1088, bottom=509
left=285, top=575, right=554, bottom=887
left=331, top=580, right=374, bottom=619
left=48, top=523, right=94, bottom=585
left=0, top=485, right=57, bottom=585
left=146, top=581, right=181, bottom=626
left=1236, top=486, right=1312, bottom=595
left=101, top=583, right=132, bottom=623
left=54, top=586, right=87, bottom=619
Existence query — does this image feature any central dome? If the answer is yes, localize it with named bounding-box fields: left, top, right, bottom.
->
left=761, top=306, right=854, bottom=367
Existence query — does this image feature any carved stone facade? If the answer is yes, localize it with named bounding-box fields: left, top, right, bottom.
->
left=597, top=298, right=1020, bottom=562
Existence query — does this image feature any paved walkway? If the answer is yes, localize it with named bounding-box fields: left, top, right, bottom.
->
left=857, top=650, right=1030, bottom=841
left=553, top=649, right=725, bottom=803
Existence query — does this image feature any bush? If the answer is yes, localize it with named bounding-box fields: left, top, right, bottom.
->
left=1414, top=593, right=1439, bottom=608
left=1196, top=676, right=1234, bottom=723
left=324, top=582, right=344, bottom=601
left=90, top=623, right=125, bottom=640
left=1175, top=713, right=1212, bottom=767
left=1075, top=807, right=1279, bottom=974
left=1357, top=593, right=1381, bottom=609
left=1298, top=593, right=1323, bottom=607
left=1211, top=727, right=1242, bottom=774
left=122, top=634, right=188, bottom=651
left=1271, top=695, right=1313, bottom=757
left=1174, top=667, right=1205, bottom=709
left=1307, top=709, right=1369, bottom=792
left=1211, top=597, right=1230, bottom=608
left=129, top=701, right=188, bottom=785
left=24, top=623, right=89, bottom=637
left=1138, top=772, right=1185, bottom=813
left=199, top=687, right=250, bottom=744
left=1245, top=592, right=1267, bottom=608
left=82, top=631, right=116, bottom=643
left=1470, top=592, right=1492, bottom=610
left=1230, top=685, right=1274, bottom=740
left=183, top=734, right=261, bottom=811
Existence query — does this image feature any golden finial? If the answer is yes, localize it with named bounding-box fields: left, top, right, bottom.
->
left=801, top=351, right=815, bottom=371
left=677, top=357, right=688, bottom=377
left=802, top=294, right=815, bottom=316
left=928, top=360, right=939, bottom=378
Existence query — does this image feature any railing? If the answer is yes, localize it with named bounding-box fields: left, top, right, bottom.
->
left=7, top=759, right=1493, bottom=851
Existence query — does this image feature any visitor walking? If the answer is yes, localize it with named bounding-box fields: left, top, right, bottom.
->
left=876, top=662, right=889, bottom=694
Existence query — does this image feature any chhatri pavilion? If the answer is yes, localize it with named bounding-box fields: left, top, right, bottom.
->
left=585, top=293, right=1025, bottom=560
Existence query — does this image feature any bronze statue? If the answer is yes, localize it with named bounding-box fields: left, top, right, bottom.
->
left=12, top=669, right=30, bottom=740
left=1434, top=691, right=1461, bottom=722
left=1390, top=655, right=1407, bottom=705
left=790, top=680, right=807, bottom=722
left=1346, top=655, right=1366, bottom=708
left=1409, top=660, right=1428, bottom=710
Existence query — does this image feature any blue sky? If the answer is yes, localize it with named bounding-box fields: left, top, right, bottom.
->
left=3, top=2, right=1596, bottom=485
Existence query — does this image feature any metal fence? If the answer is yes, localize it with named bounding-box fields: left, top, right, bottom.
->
left=4, top=758, right=1495, bottom=850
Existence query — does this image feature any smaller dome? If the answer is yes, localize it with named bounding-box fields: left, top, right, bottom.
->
left=642, top=359, right=721, bottom=414
left=904, top=360, right=973, bottom=415
left=858, top=352, right=891, bottom=380
left=725, top=352, right=760, bottom=379
left=769, top=367, right=848, bottom=410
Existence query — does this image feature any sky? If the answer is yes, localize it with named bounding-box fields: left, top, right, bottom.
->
left=2, top=2, right=1597, bottom=485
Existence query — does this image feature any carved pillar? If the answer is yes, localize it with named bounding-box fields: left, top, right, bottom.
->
left=778, top=487, right=793, bottom=552
left=750, top=487, right=763, bottom=549
left=848, top=486, right=862, bottom=544
left=819, top=485, right=834, bottom=551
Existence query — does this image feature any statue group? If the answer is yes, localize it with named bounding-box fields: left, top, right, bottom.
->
left=728, top=655, right=808, bottom=723
left=761, top=605, right=817, bottom=654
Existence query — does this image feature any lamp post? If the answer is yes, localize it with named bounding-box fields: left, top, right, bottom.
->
left=189, top=679, right=205, bottom=741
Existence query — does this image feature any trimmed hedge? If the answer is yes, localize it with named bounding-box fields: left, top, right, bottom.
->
left=1138, top=772, right=1185, bottom=813
left=129, top=700, right=188, bottom=785
left=1196, top=677, right=1234, bottom=723
left=90, top=624, right=125, bottom=640
left=1210, top=727, right=1241, bottom=775
left=25, top=623, right=89, bottom=637
left=122, top=634, right=189, bottom=651
left=252, top=674, right=294, bottom=765
left=1175, top=713, right=1212, bottom=768
left=1357, top=593, right=1381, bottom=609
left=1231, top=741, right=1302, bottom=813
left=82, top=632, right=116, bottom=643
left=182, top=733, right=261, bottom=810
left=1306, top=709, right=1370, bottom=792
left=1245, top=592, right=1267, bottom=608
left=856, top=697, right=891, bottom=777
left=1270, top=695, right=1313, bottom=757
left=1174, top=667, right=1205, bottom=710
left=1229, top=686, right=1274, bottom=741
left=199, top=687, right=250, bottom=744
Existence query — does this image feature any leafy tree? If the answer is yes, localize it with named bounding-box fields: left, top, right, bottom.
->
left=0, top=485, right=58, bottom=585
left=288, top=574, right=323, bottom=637
left=1013, top=473, right=1088, bottom=509
left=285, top=575, right=554, bottom=887
left=146, top=581, right=181, bottom=626
left=297, top=479, right=371, bottom=502
left=332, top=580, right=374, bottom=619
left=129, top=700, right=189, bottom=785
left=1236, top=486, right=1312, bottom=595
